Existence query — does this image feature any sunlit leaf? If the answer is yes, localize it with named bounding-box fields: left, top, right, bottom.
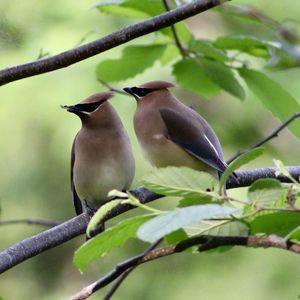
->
left=137, top=205, right=238, bottom=243
left=142, top=167, right=221, bottom=202
left=184, top=220, right=249, bottom=237
left=96, top=44, right=166, bottom=82
left=248, top=178, right=283, bottom=208
left=74, top=214, right=154, bottom=272
left=238, top=68, right=300, bottom=139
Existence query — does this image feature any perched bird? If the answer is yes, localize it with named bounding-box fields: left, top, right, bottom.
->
left=123, top=81, right=227, bottom=178
left=62, top=92, right=135, bottom=215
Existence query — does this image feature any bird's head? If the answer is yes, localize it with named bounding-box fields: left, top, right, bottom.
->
left=61, top=92, right=114, bottom=118
left=123, top=81, right=174, bottom=102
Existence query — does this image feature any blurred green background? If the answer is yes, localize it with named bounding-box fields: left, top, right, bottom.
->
left=0, top=0, right=300, bottom=299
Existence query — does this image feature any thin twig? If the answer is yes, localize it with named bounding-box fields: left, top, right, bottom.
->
left=97, top=79, right=129, bottom=96
left=0, top=218, right=61, bottom=227
left=162, top=0, right=188, bottom=58
left=68, top=239, right=162, bottom=300
left=0, top=0, right=227, bottom=86
left=68, top=234, right=300, bottom=299
left=227, top=112, right=300, bottom=164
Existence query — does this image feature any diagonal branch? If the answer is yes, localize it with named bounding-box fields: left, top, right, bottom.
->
left=0, top=0, right=227, bottom=86
left=68, top=239, right=162, bottom=300
left=68, top=234, right=300, bottom=299
left=227, top=112, right=300, bottom=164
left=0, top=167, right=300, bottom=274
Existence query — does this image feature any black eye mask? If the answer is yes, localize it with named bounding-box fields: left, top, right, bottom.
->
left=126, top=87, right=156, bottom=97
left=62, top=101, right=103, bottom=114
left=72, top=101, right=102, bottom=112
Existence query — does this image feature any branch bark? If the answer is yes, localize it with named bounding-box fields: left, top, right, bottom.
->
left=0, top=0, right=227, bottom=86
left=0, top=167, right=299, bottom=274
left=68, top=234, right=300, bottom=300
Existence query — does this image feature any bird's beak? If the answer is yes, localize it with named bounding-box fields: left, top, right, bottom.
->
left=123, top=87, right=139, bottom=101
left=61, top=105, right=81, bottom=113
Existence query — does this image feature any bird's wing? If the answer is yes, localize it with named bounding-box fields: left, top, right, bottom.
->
left=71, top=135, right=83, bottom=215
left=159, top=107, right=227, bottom=173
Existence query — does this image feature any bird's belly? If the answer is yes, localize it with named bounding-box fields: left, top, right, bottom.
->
left=141, top=136, right=214, bottom=174
left=74, top=159, right=131, bottom=208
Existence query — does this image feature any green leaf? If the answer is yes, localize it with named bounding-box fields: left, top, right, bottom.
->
left=214, top=36, right=278, bottom=58
left=74, top=214, right=154, bottom=272
left=86, top=199, right=122, bottom=237
left=196, top=58, right=245, bottom=100
left=220, top=147, right=265, bottom=188
left=142, top=167, right=222, bottom=202
left=172, top=59, right=220, bottom=98
left=248, top=178, right=283, bottom=208
left=178, top=197, right=214, bottom=207
left=184, top=220, right=249, bottom=237
left=285, top=226, right=300, bottom=242
left=137, top=204, right=238, bottom=243
left=190, top=39, right=228, bottom=62
left=238, top=68, right=300, bottom=139
left=250, top=211, right=300, bottom=236
left=93, top=0, right=164, bottom=18
left=160, top=44, right=180, bottom=66
left=164, top=228, right=189, bottom=245
left=96, top=44, right=166, bottom=82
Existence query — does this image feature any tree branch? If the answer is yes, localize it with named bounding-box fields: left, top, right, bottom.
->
left=162, top=0, right=188, bottom=58
left=0, top=167, right=299, bottom=274
left=0, top=0, right=227, bottom=86
left=68, top=234, right=300, bottom=299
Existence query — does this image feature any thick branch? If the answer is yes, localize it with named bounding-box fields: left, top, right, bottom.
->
left=0, top=167, right=299, bottom=274
left=69, top=234, right=300, bottom=299
left=0, top=0, right=226, bottom=86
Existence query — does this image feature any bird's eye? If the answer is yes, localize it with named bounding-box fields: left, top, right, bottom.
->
left=132, top=87, right=155, bottom=97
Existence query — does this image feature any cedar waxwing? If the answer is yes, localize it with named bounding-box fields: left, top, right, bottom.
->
left=62, top=92, right=135, bottom=215
left=123, top=81, right=227, bottom=178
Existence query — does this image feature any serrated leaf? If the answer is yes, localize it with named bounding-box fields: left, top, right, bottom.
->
left=74, top=214, right=154, bottom=271
left=86, top=199, right=122, bottom=237
left=238, top=68, right=300, bottom=139
left=214, top=36, right=278, bottom=58
left=184, top=220, right=249, bottom=237
left=164, top=228, right=189, bottom=245
left=190, top=39, right=228, bottom=62
left=172, top=59, right=220, bottom=98
left=196, top=58, right=245, bottom=100
left=142, top=167, right=221, bottom=202
left=137, top=205, right=238, bottom=243
left=248, top=178, right=283, bottom=208
left=96, top=44, right=166, bottom=82
left=220, top=147, right=265, bottom=188
left=250, top=211, right=300, bottom=236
